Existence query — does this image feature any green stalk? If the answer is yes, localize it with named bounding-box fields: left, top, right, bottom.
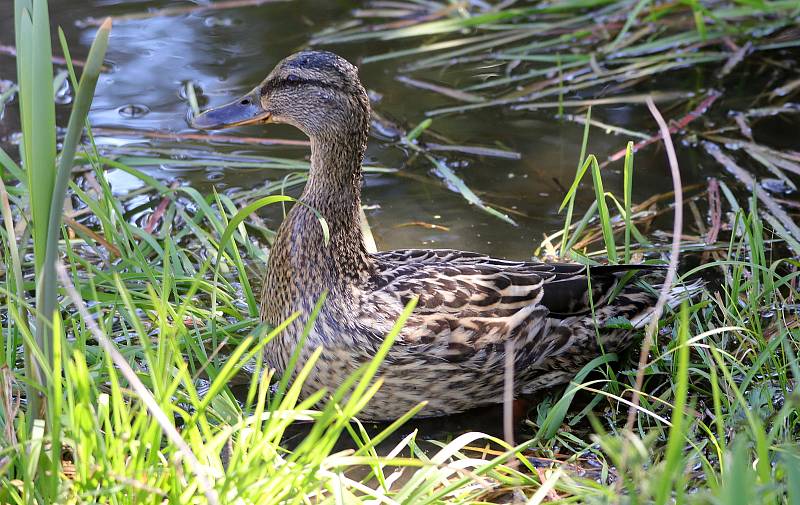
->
left=35, top=17, right=111, bottom=425
left=16, top=1, right=56, bottom=281
left=14, top=0, right=56, bottom=426
left=654, top=302, right=691, bottom=504
left=14, top=0, right=55, bottom=424
left=560, top=106, right=591, bottom=257
left=590, top=156, right=617, bottom=262
left=623, top=141, right=634, bottom=262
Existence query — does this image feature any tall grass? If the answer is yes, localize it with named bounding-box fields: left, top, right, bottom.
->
left=11, top=0, right=109, bottom=423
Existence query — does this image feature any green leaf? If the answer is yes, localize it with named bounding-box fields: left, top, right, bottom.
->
left=654, top=303, right=690, bottom=505
left=603, top=316, right=634, bottom=329
left=406, top=118, right=432, bottom=141
left=537, top=352, right=618, bottom=440
left=560, top=106, right=591, bottom=257
left=590, top=156, right=617, bottom=262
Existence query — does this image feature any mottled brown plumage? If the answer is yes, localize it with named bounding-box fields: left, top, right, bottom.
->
left=193, top=51, right=683, bottom=420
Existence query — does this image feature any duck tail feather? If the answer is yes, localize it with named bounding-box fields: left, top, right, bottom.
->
left=589, top=264, right=668, bottom=277
left=630, top=279, right=706, bottom=329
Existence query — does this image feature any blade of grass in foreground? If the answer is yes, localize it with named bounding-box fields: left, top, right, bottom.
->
left=15, top=0, right=56, bottom=279
left=538, top=352, right=618, bottom=440
left=653, top=302, right=690, bottom=504
left=39, top=13, right=111, bottom=375
left=15, top=0, right=56, bottom=424
left=57, top=262, right=221, bottom=505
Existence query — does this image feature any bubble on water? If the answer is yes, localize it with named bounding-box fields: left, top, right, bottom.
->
left=118, top=104, right=150, bottom=119
left=54, top=78, right=72, bottom=105
left=204, top=16, right=235, bottom=27
left=761, top=178, right=794, bottom=194
left=206, top=171, right=225, bottom=182
left=370, top=119, right=401, bottom=140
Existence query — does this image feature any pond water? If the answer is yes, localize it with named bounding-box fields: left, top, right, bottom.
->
left=6, top=0, right=798, bottom=264
left=1, top=0, right=799, bottom=444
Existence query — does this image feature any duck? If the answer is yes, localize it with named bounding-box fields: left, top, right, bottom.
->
left=192, top=50, right=674, bottom=421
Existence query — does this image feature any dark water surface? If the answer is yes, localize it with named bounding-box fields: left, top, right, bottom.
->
left=4, top=0, right=778, bottom=260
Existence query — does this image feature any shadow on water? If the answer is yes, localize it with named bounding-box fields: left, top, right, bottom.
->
left=1, top=0, right=799, bottom=448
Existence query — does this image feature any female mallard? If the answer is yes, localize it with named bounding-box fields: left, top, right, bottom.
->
left=193, top=50, right=674, bottom=421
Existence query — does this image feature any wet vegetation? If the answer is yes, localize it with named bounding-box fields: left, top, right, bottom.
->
left=1, top=0, right=799, bottom=503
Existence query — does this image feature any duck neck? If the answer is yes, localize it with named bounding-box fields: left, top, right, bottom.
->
left=290, top=128, right=371, bottom=281
left=304, top=133, right=364, bottom=211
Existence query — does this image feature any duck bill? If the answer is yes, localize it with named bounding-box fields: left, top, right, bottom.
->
left=191, top=91, right=270, bottom=130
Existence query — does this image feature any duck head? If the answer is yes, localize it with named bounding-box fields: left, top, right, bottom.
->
left=191, top=50, right=370, bottom=139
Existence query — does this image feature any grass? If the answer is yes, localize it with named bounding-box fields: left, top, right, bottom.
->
left=1, top=0, right=799, bottom=503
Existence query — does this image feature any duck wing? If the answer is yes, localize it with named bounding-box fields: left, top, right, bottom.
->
left=373, top=249, right=656, bottom=314
left=366, top=249, right=660, bottom=353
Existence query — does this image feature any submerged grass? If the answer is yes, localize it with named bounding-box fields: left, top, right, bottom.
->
left=1, top=0, right=799, bottom=504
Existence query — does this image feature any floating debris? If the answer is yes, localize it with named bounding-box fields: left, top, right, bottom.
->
left=702, top=141, right=800, bottom=254
left=395, top=221, right=451, bottom=232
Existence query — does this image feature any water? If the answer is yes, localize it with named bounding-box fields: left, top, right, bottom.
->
left=7, top=0, right=795, bottom=261
left=1, top=0, right=799, bottom=442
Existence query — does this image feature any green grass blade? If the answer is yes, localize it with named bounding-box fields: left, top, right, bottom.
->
left=560, top=106, right=591, bottom=257
left=427, top=155, right=516, bottom=225
left=538, top=353, right=618, bottom=440
left=590, top=156, right=617, bottom=262
left=623, top=142, right=634, bottom=262
left=654, top=302, right=690, bottom=504
left=39, top=16, right=111, bottom=357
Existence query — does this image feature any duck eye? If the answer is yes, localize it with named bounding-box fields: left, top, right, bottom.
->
left=286, top=74, right=300, bottom=84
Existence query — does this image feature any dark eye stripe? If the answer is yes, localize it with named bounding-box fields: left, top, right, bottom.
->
left=261, top=77, right=342, bottom=95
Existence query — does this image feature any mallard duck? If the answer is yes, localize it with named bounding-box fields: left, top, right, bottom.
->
left=192, top=50, right=676, bottom=420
